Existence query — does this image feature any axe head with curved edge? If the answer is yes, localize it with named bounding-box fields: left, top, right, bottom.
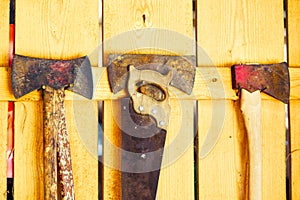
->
left=232, top=62, right=290, bottom=104
left=12, top=54, right=93, bottom=99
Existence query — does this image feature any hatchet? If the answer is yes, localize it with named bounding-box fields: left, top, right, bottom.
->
left=12, top=54, right=93, bottom=200
left=232, top=63, right=289, bottom=200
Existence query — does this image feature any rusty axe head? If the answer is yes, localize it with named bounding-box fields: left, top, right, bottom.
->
left=232, top=63, right=290, bottom=104
left=12, top=54, right=93, bottom=99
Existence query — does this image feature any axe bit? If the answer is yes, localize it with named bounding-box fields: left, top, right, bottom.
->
left=232, top=63, right=289, bottom=200
left=12, top=54, right=93, bottom=200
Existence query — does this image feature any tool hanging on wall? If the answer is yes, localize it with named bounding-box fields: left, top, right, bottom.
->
left=108, top=54, right=196, bottom=199
left=232, top=63, right=290, bottom=200
left=7, top=0, right=15, bottom=199
left=11, top=54, right=93, bottom=200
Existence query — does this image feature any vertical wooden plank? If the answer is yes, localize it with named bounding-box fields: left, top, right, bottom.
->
left=197, top=0, right=286, bottom=199
left=157, top=99, right=194, bottom=200
left=198, top=100, right=248, bottom=199
left=15, top=0, right=99, bottom=199
left=290, top=100, right=300, bottom=200
left=14, top=102, right=44, bottom=199
left=103, top=0, right=194, bottom=199
left=103, top=100, right=122, bottom=200
left=0, top=0, right=10, bottom=67
left=0, top=102, right=8, bottom=200
left=65, top=101, right=98, bottom=200
left=287, top=0, right=300, bottom=199
left=287, top=0, right=300, bottom=67
left=0, top=1, right=10, bottom=199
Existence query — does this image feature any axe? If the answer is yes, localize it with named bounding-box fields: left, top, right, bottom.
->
left=12, top=54, right=93, bottom=200
left=232, top=63, right=289, bottom=200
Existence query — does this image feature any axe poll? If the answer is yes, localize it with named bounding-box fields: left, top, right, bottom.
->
left=232, top=63, right=289, bottom=200
left=12, top=54, right=93, bottom=200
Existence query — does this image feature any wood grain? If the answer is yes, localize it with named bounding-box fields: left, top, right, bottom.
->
left=288, top=0, right=300, bottom=199
left=103, top=100, right=122, bottom=200
left=197, top=0, right=284, bottom=67
left=0, top=102, right=8, bottom=200
left=0, top=0, right=9, bottom=67
left=15, top=0, right=98, bottom=60
left=290, top=100, right=300, bottom=200
left=14, top=102, right=44, bottom=200
left=65, top=101, right=98, bottom=200
left=287, top=0, right=300, bottom=67
left=197, top=0, right=286, bottom=199
left=198, top=100, right=248, bottom=199
left=103, top=0, right=194, bottom=199
left=15, top=0, right=99, bottom=199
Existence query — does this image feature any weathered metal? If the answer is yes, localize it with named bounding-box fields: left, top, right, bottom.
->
left=232, top=62, right=290, bottom=104
left=128, top=65, right=172, bottom=130
left=12, top=54, right=93, bottom=99
left=107, top=54, right=196, bottom=95
left=12, top=54, right=93, bottom=200
left=121, top=98, right=167, bottom=200
left=231, top=62, right=290, bottom=200
left=108, top=54, right=196, bottom=200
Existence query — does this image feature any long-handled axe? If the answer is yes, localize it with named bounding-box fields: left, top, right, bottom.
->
left=232, top=63, right=289, bottom=200
left=12, top=54, right=93, bottom=200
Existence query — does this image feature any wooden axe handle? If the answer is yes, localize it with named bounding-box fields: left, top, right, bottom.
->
left=240, top=89, right=262, bottom=200
left=43, top=86, right=75, bottom=200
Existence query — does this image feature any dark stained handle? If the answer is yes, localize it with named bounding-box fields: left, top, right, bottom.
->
left=43, top=86, right=75, bottom=200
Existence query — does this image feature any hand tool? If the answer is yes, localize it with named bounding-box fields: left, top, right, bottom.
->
left=232, top=63, right=289, bottom=200
left=12, top=54, right=93, bottom=200
left=108, top=54, right=196, bottom=199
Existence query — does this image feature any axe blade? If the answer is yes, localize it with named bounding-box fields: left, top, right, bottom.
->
left=232, top=63, right=290, bottom=104
left=12, top=54, right=93, bottom=99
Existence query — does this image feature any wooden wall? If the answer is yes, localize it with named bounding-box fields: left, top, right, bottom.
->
left=0, top=0, right=298, bottom=199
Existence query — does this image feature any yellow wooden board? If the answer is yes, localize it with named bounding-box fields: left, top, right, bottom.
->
left=14, top=102, right=44, bottom=199
left=0, top=102, right=8, bottom=200
left=65, top=101, right=98, bottom=200
left=288, top=0, right=300, bottom=199
left=197, top=0, right=284, bottom=67
left=197, top=0, right=286, bottom=199
left=290, top=100, right=300, bottom=200
left=0, top=0, right=9, bottom=67
left=198, top=100, right=248, bottom=199
left=103, top=0, right=194, bottom=199
left=103, top=100, right=122, bottom=200
left=287, top=0, right=300, bottom=67
left=15, top=0, right=99, bottom=198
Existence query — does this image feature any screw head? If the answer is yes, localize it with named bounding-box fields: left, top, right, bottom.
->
left=159, top=120, right=165, bottom=126
left=138, top=105, right=144, bottom=112
left=151, top=109, right=157, bottom=114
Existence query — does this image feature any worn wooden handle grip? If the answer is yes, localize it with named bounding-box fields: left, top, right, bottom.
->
left=43, top=86, right=59, bottom=200
left=43, top=86, right=75, bottom=200
left=240, top=89, right=262, bottom=200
